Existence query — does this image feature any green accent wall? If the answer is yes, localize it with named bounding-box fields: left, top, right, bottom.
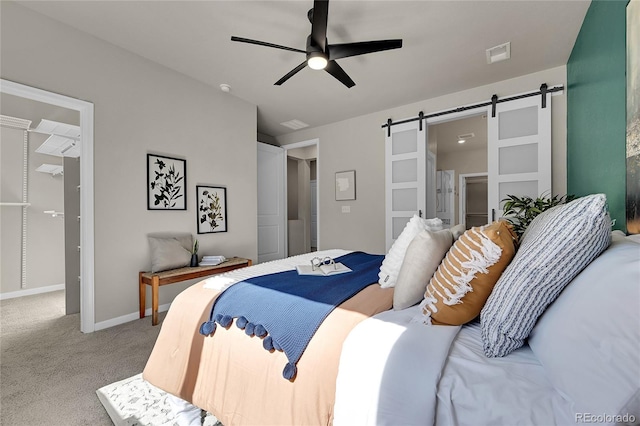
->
left=567, top=0, right=628, bottom=231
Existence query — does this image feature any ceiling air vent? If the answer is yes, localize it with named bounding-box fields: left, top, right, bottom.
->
left=486, top=42, right=511, bottom=64
left=280, top=119, right=309, bottom=130
left=457, top=132, right=475, bottom=144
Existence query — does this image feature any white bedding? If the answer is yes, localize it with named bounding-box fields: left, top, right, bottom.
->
left=335, top=307, right=577, bottom=426
left=436, top=321, right=576, bottom=425
left=334, top=306, right=460, bottom=426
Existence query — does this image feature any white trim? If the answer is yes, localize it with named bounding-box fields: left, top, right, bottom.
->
left=458, top=172, right=488, bottom=226
left=94, top=303, right=171, bottom=331
left=0, top=283, right=65, bottom=300
left=283, top=138, right=320, bottom=251
left=1, top=79, right=95, bottom=333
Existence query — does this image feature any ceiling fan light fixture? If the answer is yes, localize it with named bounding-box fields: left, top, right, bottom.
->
left=307, top=52, right=328, bottom=70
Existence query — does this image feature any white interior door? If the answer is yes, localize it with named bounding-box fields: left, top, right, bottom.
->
left=487, top=94, right=551, bottom=221
left=257, top=142, right=285, bottom=263
left=310, top=180, right=317, bottom=248
left=385, top=120, right=427, bottom=251
left=426, top=151, right=437, bottom=219
left=436, top=169, right=455, bottom=228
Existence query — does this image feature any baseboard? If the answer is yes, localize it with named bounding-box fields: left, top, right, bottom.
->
left=94, top=303, right=172, bottom=331
left=0, top=283, right=65, bottom=300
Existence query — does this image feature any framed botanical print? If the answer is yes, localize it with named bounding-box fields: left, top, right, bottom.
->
left=197, top=185, right=228, bottom=234
left=147, top=154, right=186, bottom=210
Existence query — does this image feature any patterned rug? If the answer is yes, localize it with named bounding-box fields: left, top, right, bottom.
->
left=96, top=374, right=221, bottom=426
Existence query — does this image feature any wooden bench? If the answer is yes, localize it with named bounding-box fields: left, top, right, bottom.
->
left=139, top=257, right=252, bottom=325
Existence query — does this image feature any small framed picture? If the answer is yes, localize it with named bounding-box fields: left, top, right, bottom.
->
left=197, top=185, right=228, bottom=234
left=147, top=154, right=186, bottom=210
left=335, top=170, right=356, bottom=201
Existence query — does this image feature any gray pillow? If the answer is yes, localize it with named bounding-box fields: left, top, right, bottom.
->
left=148, top=232, right=192, bottom=252
left=481, top=194, right=611, bottom=357
left=527, top=233, right=640, bottom=419
left=393, top=229, right=454, bottom=310
left=449, top=223, right=466, bottom=241
left=148, top=236, right=192, bottom=273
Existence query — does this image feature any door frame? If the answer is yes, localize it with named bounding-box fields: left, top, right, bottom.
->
left=283, top=138, right=320, bottom=252
left=458, top=172, right=488, bottom=226
left=1, top=78, right=95, bottom=333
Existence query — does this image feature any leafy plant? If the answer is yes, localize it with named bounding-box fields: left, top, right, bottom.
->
left=199, top=190, right=224, bottom=231
left=502, top=193, right=576, bottom=239
left=192, top=239, right=199, bottom=255
left=150, top=159, right=184, bottom=208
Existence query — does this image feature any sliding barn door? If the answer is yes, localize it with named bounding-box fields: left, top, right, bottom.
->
left=487, top=94, right=551, bottom=221
left=385, top=121, right=427, bottom=251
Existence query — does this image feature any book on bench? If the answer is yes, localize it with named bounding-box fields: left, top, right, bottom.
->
left=199, top=255, right=226, bottom=266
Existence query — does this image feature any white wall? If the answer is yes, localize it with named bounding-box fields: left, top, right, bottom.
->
left=276, top=66, right=567, bottom=254
left=1, top=3, right=258, bottom=323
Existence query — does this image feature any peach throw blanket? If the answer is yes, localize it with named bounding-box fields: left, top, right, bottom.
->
left=143, top=277, right=392, bottom=425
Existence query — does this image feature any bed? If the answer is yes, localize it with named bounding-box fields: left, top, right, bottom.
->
left=143, top=249, right=394, bottom=426
left=144, top=195, right=640, bottom=425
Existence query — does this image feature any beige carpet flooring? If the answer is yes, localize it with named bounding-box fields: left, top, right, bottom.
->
left=0, top=290, right=164, bottom=426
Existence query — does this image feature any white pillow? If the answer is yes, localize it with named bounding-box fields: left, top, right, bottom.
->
left=528, top=234, right=640, bottom=419
left=378, top=215, right=443, bottom=288
left=393, top=229, right=453, bottom=310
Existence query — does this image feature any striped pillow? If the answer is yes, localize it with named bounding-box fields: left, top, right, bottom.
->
left=481, top=194, right=611, bottom=358
left=419, top=221, right=517, bottom=326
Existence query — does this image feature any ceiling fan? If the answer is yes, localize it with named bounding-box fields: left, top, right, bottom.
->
left=231, top=0, right=403, bottom=88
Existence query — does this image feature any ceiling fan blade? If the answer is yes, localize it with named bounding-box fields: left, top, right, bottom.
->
left=325, top=60, right=355, bottom=88
left=231, top=36, right=306, bottom=54
left=328, top=39, right=403, bottom=60
left=275, top=61, right=308, bottom=85
left=310, top=0, right=329, bottom=51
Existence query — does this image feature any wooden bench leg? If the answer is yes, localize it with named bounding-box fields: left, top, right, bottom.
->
left=152, top=276, right=160, bottom=326
left=139, top=272, right=146, bottom=319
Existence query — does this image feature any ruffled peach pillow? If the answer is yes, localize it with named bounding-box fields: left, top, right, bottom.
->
left=420, top=221, right=517, bottom=326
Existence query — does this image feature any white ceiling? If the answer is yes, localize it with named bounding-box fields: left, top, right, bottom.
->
left=431, top=113, right=487, bottom=155
left=16, top=0, right=590, bottom=138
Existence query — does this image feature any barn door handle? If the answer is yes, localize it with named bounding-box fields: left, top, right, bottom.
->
left=492, top=208, right=496, bottom=221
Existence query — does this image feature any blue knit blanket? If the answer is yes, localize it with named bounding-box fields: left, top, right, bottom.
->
left=199, top=251, right=384, bottom=380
